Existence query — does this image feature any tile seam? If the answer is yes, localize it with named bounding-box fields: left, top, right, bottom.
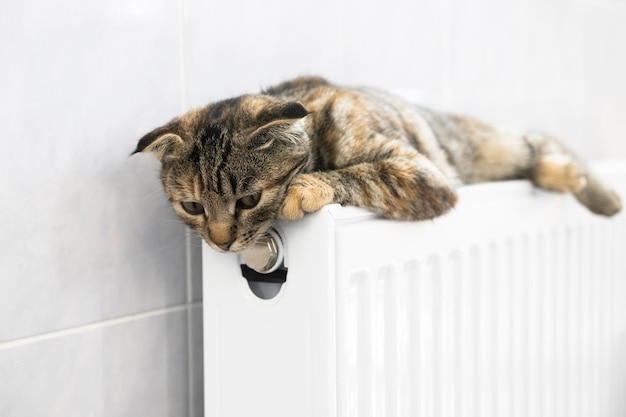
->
left=0, top=302, right=203, bottom=351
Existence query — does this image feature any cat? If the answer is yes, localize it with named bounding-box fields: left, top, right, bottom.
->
left=134, top=76, right=622, bottom=253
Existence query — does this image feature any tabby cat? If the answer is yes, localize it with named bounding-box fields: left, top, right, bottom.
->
left=134, top=76, right=622, bottom=252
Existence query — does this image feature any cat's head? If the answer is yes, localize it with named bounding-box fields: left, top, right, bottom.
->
left=134, top=95, right=311, bottom=252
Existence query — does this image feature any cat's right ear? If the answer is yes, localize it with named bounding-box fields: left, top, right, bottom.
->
left=133, top=126, right=184, bottom=162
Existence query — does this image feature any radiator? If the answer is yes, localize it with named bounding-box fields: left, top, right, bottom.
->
left=203, top=161, right=626, bottom=417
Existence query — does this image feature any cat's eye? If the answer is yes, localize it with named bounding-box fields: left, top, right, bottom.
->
left=236, top=192, right=262, bottom=211
left=180, top=201, right=205, bottom=215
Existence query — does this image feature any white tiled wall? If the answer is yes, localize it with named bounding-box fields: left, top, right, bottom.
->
left=0, top=0, right=202, bottom=415
left=0, top=0, right=624, bottom=415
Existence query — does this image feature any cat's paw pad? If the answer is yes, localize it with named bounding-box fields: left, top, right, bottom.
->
left=280, top=175, right=335, bottom=220
left=534, top=154, right=587, bottom=193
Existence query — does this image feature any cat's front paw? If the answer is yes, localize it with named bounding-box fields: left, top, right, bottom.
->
left=279, top=174, right=335, bottom=220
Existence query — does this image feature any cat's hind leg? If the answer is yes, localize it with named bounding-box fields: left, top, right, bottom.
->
left=525, top=132, right=622, bottom=216
left=529, top=152, right=587, bottom=193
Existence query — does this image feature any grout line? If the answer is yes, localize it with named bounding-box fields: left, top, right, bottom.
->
left=176, top=0, right=196, bottom=415
left=187, top=303, right=197, bottom=417
left=185, top=240, right=195, bottom=417
left=0, top=302, right=202, bottom=352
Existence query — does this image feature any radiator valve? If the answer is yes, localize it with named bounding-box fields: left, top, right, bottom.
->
left=239, top=228, right=287, bottom=299
left=241, top=228, right=284, bottom=274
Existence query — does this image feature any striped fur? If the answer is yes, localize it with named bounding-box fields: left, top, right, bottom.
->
left=135, top=76, right=621, bottom=252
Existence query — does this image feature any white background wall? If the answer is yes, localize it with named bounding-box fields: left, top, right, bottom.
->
left=0, top=0, right=624, bottom=416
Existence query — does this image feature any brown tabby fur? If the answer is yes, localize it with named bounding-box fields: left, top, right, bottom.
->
left=134, top=76, right=622, bottom=252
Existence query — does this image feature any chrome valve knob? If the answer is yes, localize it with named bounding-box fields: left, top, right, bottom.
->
left=240, top=228, right=284, bottom=274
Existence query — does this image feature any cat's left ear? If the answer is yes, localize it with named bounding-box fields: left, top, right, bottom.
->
left=246, top=101, right=310, bottom=150
left=133, top=126, right=184, bottom=162
left=257, top=101, right=310, bottom=126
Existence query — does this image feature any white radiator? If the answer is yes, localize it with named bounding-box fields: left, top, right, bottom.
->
left=203, top=161, right=626, bottom=417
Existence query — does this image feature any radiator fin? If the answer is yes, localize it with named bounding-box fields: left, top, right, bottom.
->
left=341, top=215, right=626, bottom=417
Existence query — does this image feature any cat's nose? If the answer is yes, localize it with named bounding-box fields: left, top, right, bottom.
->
left=208, top=223, right=235, bottom=250
left=216, top=241, right=233, bottom=251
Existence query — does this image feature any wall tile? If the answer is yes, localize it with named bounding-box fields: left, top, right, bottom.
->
left=0, top=0, right=189, bottom=342
left=0, top=310, right=189, bottom=417
left=182, top=0, right=346, bottom=106
left=577, top=1, right=626, bottom=159
left=0, top=332, right=104, bottom=416
left=443, top=0, right=528, bottom=127
left=522, top=0, right=587, bottom=154
left=102, top=310, right=189, bottom=417
left=341, top=0, right=447, bottom=103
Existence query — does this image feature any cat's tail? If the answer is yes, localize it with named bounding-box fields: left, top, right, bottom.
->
left=573, top=174, right=622, bottom=216
left=525, top=132, right=622, bottom=217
